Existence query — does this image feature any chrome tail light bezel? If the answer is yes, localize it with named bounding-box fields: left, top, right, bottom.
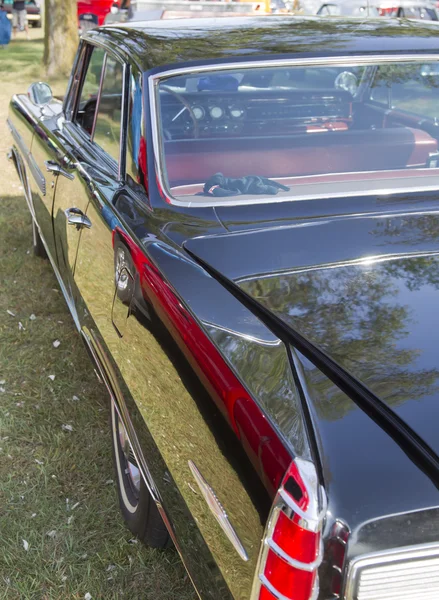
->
left=250, top=457, right=327, bottom=600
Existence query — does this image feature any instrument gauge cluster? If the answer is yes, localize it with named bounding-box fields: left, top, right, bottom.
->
left=209, top=105, right=224, bottom=120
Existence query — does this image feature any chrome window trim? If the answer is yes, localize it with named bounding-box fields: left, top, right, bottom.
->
left=119, top=62, right=130, bottom=182
left=343, top=541, right=439, bottom=600
left=91, top=52, right=108, bottom=141
left=148, top=53, right=439, bottom=208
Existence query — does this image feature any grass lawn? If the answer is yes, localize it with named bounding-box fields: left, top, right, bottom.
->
left=0, top=32, right=195, bottom=600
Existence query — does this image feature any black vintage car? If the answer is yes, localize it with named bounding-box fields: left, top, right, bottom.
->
left=7, top=16, right=439, bottom=600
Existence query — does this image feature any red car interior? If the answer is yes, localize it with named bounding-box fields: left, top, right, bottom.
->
left=164, top=126, right=438, bottom=189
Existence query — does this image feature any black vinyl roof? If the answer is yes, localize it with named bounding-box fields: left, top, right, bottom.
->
left=84, top=16, right=439, bottom=71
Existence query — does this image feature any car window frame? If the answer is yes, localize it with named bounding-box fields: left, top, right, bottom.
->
left=64, top=40, right=130, bottom=182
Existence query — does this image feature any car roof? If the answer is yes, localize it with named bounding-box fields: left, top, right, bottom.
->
left=83, top=15, right=439, bottom=71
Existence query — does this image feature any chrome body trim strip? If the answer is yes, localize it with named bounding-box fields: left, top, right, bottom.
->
left=148, top=53, right=439, bottom=208
left=188, top=460, right=249, bottom=562
left=8, top=117, right=46, bottom=196
left=28, top=153, right=46, bottom=196
left=344, top=542, right=439, bottom=600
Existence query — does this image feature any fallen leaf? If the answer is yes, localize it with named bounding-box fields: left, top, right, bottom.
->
left=53, top=340, right=61, bottom=348
left=84, top=593, right=92, bottom=600
left=46, top=530, right=57, bottom=538
left=29, top=314, right=36, bottom=321
left=105, top=480, right=113, bottom=485
left=22, top=539, right=29, bottom=551
left=6, top=310, right=15, bottom=317
left=31, top=513, right=37, bottom=518
left=67, top=516, right=74, bottom=525
left=106, top=565, right=116, bottom=572
left=71, top=502, right=80, bottom=511
left=35, top=459, right=43, bottom=465
left=18, top=322, right=25, bottom=331
left=48, top=375, right=55, bottom=381
left=0, top=380, right=5, bottom=385
left=61, top=424, right=73, bottom=432
left=72, top=395, right=80, bottom=402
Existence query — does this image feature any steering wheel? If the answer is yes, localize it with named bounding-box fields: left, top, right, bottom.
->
left=160, top=85, right=200, bottom=139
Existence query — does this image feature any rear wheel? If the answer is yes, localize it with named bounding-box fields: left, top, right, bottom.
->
left=32, top=219, right=47, bottom=259
left=110, top=400, right=170, bottom=548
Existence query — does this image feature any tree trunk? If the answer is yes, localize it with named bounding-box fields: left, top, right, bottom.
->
left=44, top=0, right=78, bottom=78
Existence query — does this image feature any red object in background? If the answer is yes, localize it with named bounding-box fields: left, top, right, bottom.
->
left=77, top=0, right=118, bottom=27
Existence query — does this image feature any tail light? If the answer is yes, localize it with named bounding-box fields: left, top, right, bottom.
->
left=251, top=458, right=327, bottom=600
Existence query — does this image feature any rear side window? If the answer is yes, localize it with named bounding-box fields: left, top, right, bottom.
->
left=75, top=46, right=105, bottom=134
left=93, top=56, right=124, bottom=164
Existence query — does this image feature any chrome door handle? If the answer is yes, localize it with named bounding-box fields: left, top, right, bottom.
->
left=65, top=207, right=92, bottom=230
left=45, top=160, right=74, bottom=180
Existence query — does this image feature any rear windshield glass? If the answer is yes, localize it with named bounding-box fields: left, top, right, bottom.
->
left=154, top=60, right=439, bottom=204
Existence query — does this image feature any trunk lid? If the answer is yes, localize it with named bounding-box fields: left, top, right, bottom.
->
left=185, top=211, right=439, bottom=458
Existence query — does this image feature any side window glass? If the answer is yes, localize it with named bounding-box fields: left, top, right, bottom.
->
left=93, top=56, right=124, bottom=165
left=75, top=46, right=106, bottom=134
left=126, top=73, right=148, bottom=193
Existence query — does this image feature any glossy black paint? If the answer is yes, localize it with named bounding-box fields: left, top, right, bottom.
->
left=7, top=17, right=439, bottom=600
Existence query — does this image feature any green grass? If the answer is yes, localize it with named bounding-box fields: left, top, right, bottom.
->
left=0, top=34, right=195, bottom=600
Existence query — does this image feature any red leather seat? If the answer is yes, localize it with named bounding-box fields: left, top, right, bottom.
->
left=164, top=127, right=437, bottom=186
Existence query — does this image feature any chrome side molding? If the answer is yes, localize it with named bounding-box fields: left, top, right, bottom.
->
left=188, top=460, right=249, bottom=562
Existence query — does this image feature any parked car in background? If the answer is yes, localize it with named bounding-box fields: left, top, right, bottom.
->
left=317, top=0, right=379, bottom=16
left=78, top=0, right=133, bottom=33
left=379, top=0, right=439, bottom=18
left=317, top=0, right=438, bottom=18
left=8, top=15, right=439, bottom=600
left=2, top=0, right=41, bottom=27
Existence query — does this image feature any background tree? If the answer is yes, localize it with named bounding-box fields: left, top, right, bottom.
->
left=44, top=0, right=78, bottom=78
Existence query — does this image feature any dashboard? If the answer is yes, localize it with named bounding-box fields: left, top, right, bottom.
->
left=158, top=88, right=353, bottom=140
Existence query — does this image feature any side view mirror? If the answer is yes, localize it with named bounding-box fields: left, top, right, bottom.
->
left=28, top=82, right=53, bottom=107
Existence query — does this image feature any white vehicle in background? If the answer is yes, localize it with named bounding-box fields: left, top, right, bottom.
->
left=317, top=0, right=439, bottom=18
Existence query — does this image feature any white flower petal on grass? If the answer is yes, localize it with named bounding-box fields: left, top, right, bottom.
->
left=53, top=340, right=61, bottom=348
left=0, top=380, right=5, bottom=385
left=61, top=424, right=73, bottom=433
left=67, top=516, right=74, bottom=525
left=6, top=310, right=15, bottom=317
left=106, top=565, right=116, bottom=572
left=84, top=593, right=92, bottom=600
left=72, top=395, right=80, bottom=402
left=29, top=314, right=36, bottom=321
left=31, top=513, right=37, bottom=518
left=61, top=575, right=67, bottom=582
left=46, top=530, right=57, bottom=539
left=18, top=322, right=25, bottom=331
left=22, top=539, right=29, bottom=551
left=48, top=375, right=55, bottom=381
left=0, top=387, right=5, bottom=394
left=105, top=480, right=113, bottom=485
left=71, top=502, right=80, bottom=511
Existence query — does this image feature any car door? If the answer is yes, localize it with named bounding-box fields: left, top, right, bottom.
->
left=51, top=43, right=107, bottom=299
